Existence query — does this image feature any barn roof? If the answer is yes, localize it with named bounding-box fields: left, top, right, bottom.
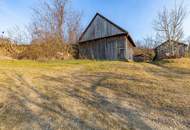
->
left=155, top=40, right=188, bottom=49
left=79, top=13, right=136, bottom=47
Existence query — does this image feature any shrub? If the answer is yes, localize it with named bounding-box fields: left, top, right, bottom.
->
left=16, top=42, right=78, bottom=60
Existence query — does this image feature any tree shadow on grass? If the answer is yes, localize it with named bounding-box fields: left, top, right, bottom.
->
left=39, top=72, right=154, bottom=130
left=41, top=72, right=189, bottom=129
left=2, top=69, right=189, bottom=129
left=69, top=75, right=153, bottom=130
left=69, top=71, right=190, bottom=129
left=1, top=73, right=102, bottom=130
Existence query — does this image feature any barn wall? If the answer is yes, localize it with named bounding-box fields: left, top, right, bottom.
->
left=80, top=15, right=125, bottom=42
left=125, top=37, right=134, bottom=60
left=79, top=36, right=129, bottom=60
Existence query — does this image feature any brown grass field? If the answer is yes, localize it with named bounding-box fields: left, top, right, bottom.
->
left=0, top=58, right=189, bottom=130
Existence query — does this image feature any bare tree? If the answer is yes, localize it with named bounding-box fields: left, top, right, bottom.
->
left=143, top=37, right=157, bottom=49
left=135, top=37, right=156, bottom=61
left=30, top=0, right=69, bottom=43
left=135, top=40, right=142, bottom=48
left=136, top=36, right=159, bottom=49
left=7, top=26, right=31, bottom=44
left=66, top=11, right=83, bottom=44
left=28, top=0, right=82, bottom=60
left=30, top=0, right=82, bottom=44
left=153, top=3, right=186, bottom=43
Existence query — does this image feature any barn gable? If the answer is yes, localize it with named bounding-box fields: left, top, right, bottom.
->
left=79, top=13, right=128, bottom=42
left=78, top=13, right=136, bottom=61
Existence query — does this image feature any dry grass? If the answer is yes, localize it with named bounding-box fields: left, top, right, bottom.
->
left=0, top=58, right=189, bottom=130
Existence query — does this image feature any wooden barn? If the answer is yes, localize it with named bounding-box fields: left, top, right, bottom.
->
left=154, top=40, right=188, bottom=60
left=78, top=13, right=136, bottom=60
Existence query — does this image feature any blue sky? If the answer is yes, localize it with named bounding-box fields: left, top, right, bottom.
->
left=0, top=0, right=190, bottom=41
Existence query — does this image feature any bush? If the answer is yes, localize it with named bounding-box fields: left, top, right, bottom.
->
left=133, top=48, right=155, bottom=62
left=16, top=42, right=78, bottom=60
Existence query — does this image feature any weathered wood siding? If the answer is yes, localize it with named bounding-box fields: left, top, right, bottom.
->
left=155, top=41, right=187, bottom=60
left=80, top=15, right=125, bottom=42
left=126, top=37, right=134, bottom=60
left=79, top=36, right=134, bottom=60
left=78, top=13, right=135, bottom=61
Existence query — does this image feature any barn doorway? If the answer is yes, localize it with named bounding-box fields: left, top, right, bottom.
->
left=118, top=48, right=125, bottom=60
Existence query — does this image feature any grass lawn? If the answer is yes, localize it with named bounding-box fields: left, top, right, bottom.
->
left=0, top=58, right=189, bottom=130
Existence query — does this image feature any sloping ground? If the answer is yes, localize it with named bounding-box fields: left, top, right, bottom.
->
left=0, top=59, right=189, bottom=130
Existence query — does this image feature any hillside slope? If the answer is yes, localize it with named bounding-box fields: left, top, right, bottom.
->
left=0, top=59, right=189, bottom=130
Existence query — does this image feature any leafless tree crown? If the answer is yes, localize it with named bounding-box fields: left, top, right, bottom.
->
left=136, top=36, right=159, bottom=49
left=30, top=0, right=82, bottom=44
left=153, top=3, right=186, bottom=43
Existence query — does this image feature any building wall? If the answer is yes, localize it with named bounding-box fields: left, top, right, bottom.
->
left=155, top=42, right=186, bottom=60
left=80, top=15, right=125, bottom=42
left=79, top=36, right=133, bottom=60
left=126, top=37, right=134, bottom=60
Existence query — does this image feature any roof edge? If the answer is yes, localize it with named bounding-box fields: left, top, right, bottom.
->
left=79, top=33, right=128, bottom=44
left=79, top=12, right=128, bottom=41
left=79, top=33, right=136, bottom=47
left=78, top=12, right=136, bottom=47
left=155, top=40, right=188, bottom=49
left=127, top=34, right=136, bottom=47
